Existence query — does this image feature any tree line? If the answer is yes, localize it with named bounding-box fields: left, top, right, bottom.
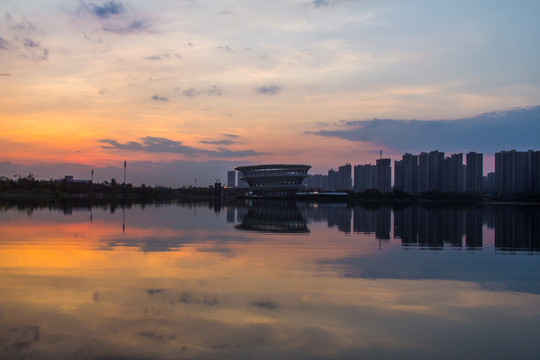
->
left=0, top=173, right=213, bottom=199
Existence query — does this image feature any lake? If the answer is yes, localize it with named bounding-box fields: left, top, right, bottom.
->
left=1, top=200, right=539, bottom=359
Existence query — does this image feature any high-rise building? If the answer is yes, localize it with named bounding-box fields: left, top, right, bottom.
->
left=442, top=153, right=465, bottom=192
left=394, top=153, right=418, bottom=193
left=466, top=152, right=483, bottom=192
left=227, top=170, right=237, bottom=188
left=321, top=174, right=329, bottom=191
left=442, top=157, right=454, bottom=192
left=483, top=172, right=496, bottom=191
left=328, top=169, right=337, bottom=191
left=394, top=160, right=404, bottom=191
left=354, top=164, right=377, bottom=192
left=454, top=154, right=466, bottom=192
left=428, top=150, right=444, bottom=191
left=417, top=152, right=429, bottom=193
left=495, top=151, right=508, bottom=193
left=495, top=150, right=536, bottom=193
left=337, top=163, right=352, bottom=191
left=532, top=151, right=540, bottom=193
left=304, top=173, right=325, bottom=190
left=402, top=153, right=418, bottom=193
left=376, top=158, right=391, bottom=192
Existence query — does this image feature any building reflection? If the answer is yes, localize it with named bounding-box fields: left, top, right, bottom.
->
left=4, top=200, right=537, bottom=252
left=493, top=206, right=540, bottom=252
left=300, top=203, right=539, bottom=253
left=234, top=200, right=310, bottom=233
left=418, top=208, right=465, bottom=249
left=328, top=206, right=352, bottom=234
left=465, top=208, right=482, bottom=249
left=394, top=206, right=416, bottom=246
left=353, top=206, right=391, bottom=241
left=394, top=207, right=480, bottom=250
left=226, top=207, right=236, bottom=223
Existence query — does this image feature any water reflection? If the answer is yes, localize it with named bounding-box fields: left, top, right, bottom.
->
left=300, top=203, right=539, bottom=252
left=394, top=207, right=469, bottom=249
left=235, top=200, right=309, bottom=233
left=3, top=201, right=538, bottom=253
left=233, top=202, right=539, bottom=252
left=1, top=201, right=539, bottom=360
left=492, top=206, right=540, bottom=252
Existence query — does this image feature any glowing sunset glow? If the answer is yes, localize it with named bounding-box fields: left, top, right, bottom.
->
left=1, top=0, right=539, bottom=185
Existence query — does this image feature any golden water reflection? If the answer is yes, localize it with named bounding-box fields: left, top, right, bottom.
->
left=1, top=202, right=539, bottom=359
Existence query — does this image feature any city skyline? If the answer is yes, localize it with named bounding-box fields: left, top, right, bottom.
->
left=306, top=149, right=540, bottom=194
left=1, top=1, right=540, bottom=186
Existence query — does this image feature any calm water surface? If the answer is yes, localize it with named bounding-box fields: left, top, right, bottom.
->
left=1, top=201, right=539, bottom=360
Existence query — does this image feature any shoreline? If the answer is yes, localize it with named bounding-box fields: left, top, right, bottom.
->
left=1, top=191, right=538, bottom=207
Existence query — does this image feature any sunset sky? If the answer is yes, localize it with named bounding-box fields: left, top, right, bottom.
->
left=1, top=0, right=539, bottom=186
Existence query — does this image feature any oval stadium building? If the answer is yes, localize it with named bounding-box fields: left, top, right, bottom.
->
left=235, top=164, right=311, bottom=197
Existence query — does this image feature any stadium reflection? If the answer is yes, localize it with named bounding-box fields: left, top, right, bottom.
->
left=235, top=200, right=309, bottom=233
left=231, top=202, right=540, bottom=252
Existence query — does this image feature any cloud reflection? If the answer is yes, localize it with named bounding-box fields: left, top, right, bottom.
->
left=1, top=203, right=540, bottom=359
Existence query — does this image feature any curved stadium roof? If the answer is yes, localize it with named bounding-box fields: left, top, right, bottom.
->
left=234, top=164, right=311, bottom=197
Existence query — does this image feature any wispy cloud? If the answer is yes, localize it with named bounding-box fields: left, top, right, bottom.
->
left=0, top=37, right=10, bottom=50
left=80, top=0, right=126, bottom=19
left=22, top=38, right=48, bottom=60
left=207, top=85, right=223, bottom=96
left=100, top=139, right=144, bottom=151
left=208, top=148, right=263, bottom=158
left=181, top=86, right=224, bottom=98
left=250, top=300, right=278, bottom=310
left=255, top=85, right=281, bottom=95
left=218, top=45, right=233, bottom=52
left=101, top=137, right=196, bottom=154
left=74, top=0, right=151, bottom=34
left=143, top=55, right=162, bottom=61
left=151, top=94, right=169, bottom=102
left=102, top=18, right=150, bottom=33
left=7, top=16, right=38, bottom=33
left=199, top=139, right=235, bottom=145
left=3, top=14, right=48, bottom=60
left=182, top=88, right=197, bottom=98
left=309, top=106, right=540, bottom=153
left=312, top=0, right=371, bottom=9
left=100, top=136, right=263, bottom=158
left=143, top=53, right=180, bottom=61
left=23, top=38, right=41, bottom=48
left=312, top=0, right=330, bottom=9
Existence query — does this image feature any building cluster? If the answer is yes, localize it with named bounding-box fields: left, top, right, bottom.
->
left=495, top=150, right=540, bottom=194
left=393, top=151, right=483, bottom=193
left=305, top=159, right=393, bottom=193
left=304, top=149, right=540, bottom=194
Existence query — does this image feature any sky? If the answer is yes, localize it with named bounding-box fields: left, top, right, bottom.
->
left=1, top=0, right=539, bottom=186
